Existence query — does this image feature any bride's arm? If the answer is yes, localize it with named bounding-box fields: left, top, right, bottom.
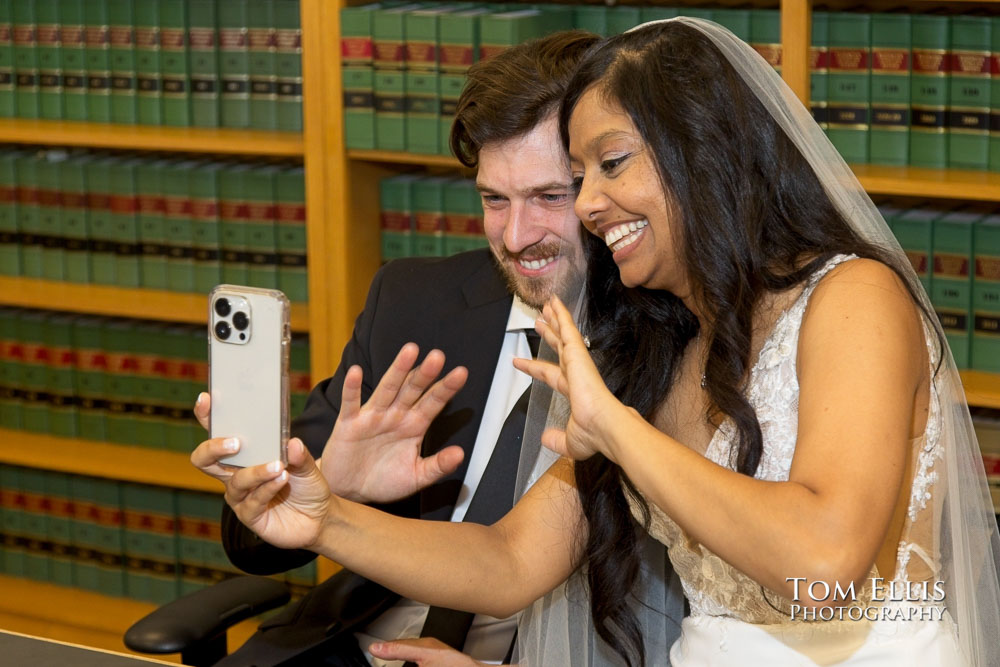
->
left=519, top=259, right=925, bottom=605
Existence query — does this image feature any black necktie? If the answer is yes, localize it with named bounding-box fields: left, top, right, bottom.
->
left=411, top=329, right=540, bottom=659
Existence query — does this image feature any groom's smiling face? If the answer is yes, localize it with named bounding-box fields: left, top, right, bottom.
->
left=476, top=113, right=586, bottom=309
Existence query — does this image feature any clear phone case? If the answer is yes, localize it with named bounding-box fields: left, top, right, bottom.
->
left=208, top=285, right=291, bottom=468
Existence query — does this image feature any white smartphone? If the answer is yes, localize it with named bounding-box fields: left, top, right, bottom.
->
left=208, top=285, right=291, bottom=468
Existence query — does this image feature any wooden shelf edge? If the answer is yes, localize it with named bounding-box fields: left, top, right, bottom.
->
left=0, top=119, right=304, bottom=157
left=853, top=164, right=1000, bottom=202
left=0, top=429, right=221, bottom=493
left=961, top=371, right=1000, bottom=410
left=0, top=277, right=309, bottom=331
left=347, top=149, right=463, bottom=169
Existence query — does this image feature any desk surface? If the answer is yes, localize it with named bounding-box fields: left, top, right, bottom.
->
left=0, top=629, right=175, bottom=666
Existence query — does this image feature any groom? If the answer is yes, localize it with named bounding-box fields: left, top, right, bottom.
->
left=194, top=30, right=683, bottom=667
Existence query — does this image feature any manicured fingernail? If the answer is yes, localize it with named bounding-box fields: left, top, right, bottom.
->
left=195, top=393, right=204, bottom=406
left=277, top=470, right=288, bottom=482
left=267, top=460, right=282, bottom=473
left=223, top=438, right=239, bottom=451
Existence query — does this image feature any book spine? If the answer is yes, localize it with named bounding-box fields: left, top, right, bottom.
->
left=0, top=151, right=19, bottom=276
left=948, top=16, right=991, bottom=170
left=439, top=72, right=463, bottom=157
left=0, top=0, right=13, bottom=117
left=932, top=217, right=975, bottom=368
left=712, top=8, right=751, bottom=42
left=84, top=0, right=111, bottom=123
left=44, top=315, right=78, bottom=440
left=189, top=162, right=222, bottom=293
left=0, top=310, right=23, bottom=432
left=163, top=160, right=195, bottom=292
left=93, top=476, right=124, bottom=596
left=136, top=160, right=169, bottom=290
left=405, top=69, right=438, bottom=154
left=122, top=483, right=179, bottom=604
left=59, top=0, right=87, bottom=120
left=0, top=466, right=27, bottom=576
left=895, top=209, right=937, bottom=296
left=188, top=0, right=218, bottom=128
left=36, top=152, right=65, bottom=281
left=275, top=165, right=307, bottom=302
left=374, top=69, right=405, bottom=151
left=827, top=12, right=871, bottom=163
left=289, top=333, right=309, bottom=417
left=869, top=13, right=910, bottom=166
left=219, top=165, right=249, bottom=284
left=134, top=0, right=162, bottom=125
left=46, top=472, right=75, bottom=586
left=16, top=154, right=42, bottom=278
left=159, top=0, right=189, bottom=127
left=606, top=6, right=640, bottom=35
left=162, top=324, right=197, bottom=452
left=36, top=0, right=63, bottom=120
left=443, top=177, right=487, bottom=256
left=412, top=177, right=444, bottom=257
left=132, top=322, right=168, bottom=450
left=247, top=0, right=276, bottom=130
left=274, top=0, right=300, bottom=132
left=218, top=0, right=250, bottom=128
left=18, top=313, right=51, bottom=436
left=379, top=174, right=414, bottom=260
left=20, top=467, right=51, bottom=580
left=244, top=165, right=278, bottom=289
left=71, top=316, right=108, bottom=442
left=13, top=1, right=39, bottom=119
left=574, top=6, right=608, bottom=37
left=911, top=15, right=950, bottom=169
left=69, top=475, right=101, bottom=591
left=810, top=11, right=829, bottom=129
left=108, top=0, right=135, bottom=124
left=108, top=159, right=140, bottom=287
left=61, top=155, right=91, bottom=283
left=405, top=10, right=439, bottom=72
left=87, top=157, right=116, bottom=285
left=749, top=9, right=781, bottom=74
left=973, top=218, right=1000, bottom=371
left=343, top=66, right=375, bottom=149
left=373, top=8, right=407, bottom=71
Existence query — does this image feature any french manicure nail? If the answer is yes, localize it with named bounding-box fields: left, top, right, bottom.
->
left=223, top=438, right=239, bottom=451
left=267, top=460, right=282, bottom=473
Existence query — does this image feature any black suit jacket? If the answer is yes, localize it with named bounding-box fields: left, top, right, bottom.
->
left=221, top=247, right=514, bottom=577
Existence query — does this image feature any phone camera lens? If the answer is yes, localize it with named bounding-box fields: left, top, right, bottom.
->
left=232, top=311, right=249, bottom=331
left=214, top=298, right=231, bottom=317
left=215, top=321, right=231, bottom=340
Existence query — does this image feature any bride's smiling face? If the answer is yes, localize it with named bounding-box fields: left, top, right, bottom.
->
left=568, top=87, right=690, bottom=298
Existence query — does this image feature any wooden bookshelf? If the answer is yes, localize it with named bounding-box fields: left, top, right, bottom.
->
left=347, top=149, right=464, bottom=169
left=961, top=371, right=1000, bottom=410
left=0, top=277, right=310, bottom=332
left=853, top=164, right=1000, bottom=202
left=0, top=119, right=304, bottom=157
left=0, top=429, right=219, bottom=493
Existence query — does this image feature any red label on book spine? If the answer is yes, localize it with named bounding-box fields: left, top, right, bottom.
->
left=86, top=26, right=109, bottom=47
left=934, top=253, right=970, bottom=278
left=976, top=257, right=1000, bottom=281
left=950, top=51, right=990, bottom=76
left=829, top=48, right=869, bottom=71
left=912, top=50, right=949, bottom=75
left=189, top=27, right=215, bottom=49
left=110, top=195, right=138, bottom=214
left=871, top=49, right=909, bottom=73
left=163, top=195, right=192, bottom=218
left=381, top=211, right=411, bottom=231
left=276, top=203, right=306, bottom=222
left=191, top=199, right=219, bottom=220
left=109, top=26, right=133, bottom=47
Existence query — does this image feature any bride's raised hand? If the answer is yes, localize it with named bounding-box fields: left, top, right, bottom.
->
left=513, top=295, right=624, bottom=461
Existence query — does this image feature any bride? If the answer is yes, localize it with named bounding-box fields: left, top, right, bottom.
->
left=195, top=19, right=1000, bottom=666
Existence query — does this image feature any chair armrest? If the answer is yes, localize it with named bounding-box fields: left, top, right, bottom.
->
left=124, top=575, right=291, bottom=655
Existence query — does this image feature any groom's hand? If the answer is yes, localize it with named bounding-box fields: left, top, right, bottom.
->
left=369, top=638, right=496, bottom=666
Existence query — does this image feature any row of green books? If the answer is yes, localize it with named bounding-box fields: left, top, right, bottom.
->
left=379, top=173, right=487, bottom=262
left=342, top=2, right=781, bottom=154
left=0, top=0, right=303, bottom=131
left=880, top=202, right=1000, bottom=371
left=0, top=148, right=309, bottom=302
left=974, top=408, right=1000, bottom=514
left=0, top=463, right=316, bottom=604
left=812, top=12, right=1000, bottom=171
left=0, top=307, right=313, bottom=453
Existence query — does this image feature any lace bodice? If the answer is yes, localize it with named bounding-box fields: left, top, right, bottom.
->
left=629, top=255, right=943, bottom=623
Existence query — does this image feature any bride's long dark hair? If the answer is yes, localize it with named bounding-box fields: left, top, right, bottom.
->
left=560, top=22, right=935, bottom=667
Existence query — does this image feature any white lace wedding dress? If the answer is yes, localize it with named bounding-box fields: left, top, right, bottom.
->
left=629, top=255, right=964, bottom=666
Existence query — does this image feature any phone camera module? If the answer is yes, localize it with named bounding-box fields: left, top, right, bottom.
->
left=214, top=321, right=231, bottom=340
left=232, top=311, right=250, bottom=331
left=214, top=298, right=232, bottom=317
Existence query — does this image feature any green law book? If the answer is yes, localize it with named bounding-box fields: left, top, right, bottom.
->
left=163, top=159, right=195, bottom=292
left=827, top=12, right=871, bottom=164
left=45, top=471, right=74, bottom=586
left=93, top=476, right=125, bottom=596
left=992, top=18, right=1000, bottom=172
left=479, top=11, right=544, bottom=61
left=122, top=483, right=179, bottom=604
left=439, top=7, right=489, bottom=74
left=36, top=150, right=66, bottom=281
left=973, top=214, right=1000, bottom=371
left=61, top=154, right=91, bottom=282
left=134, top=0, right=162, bottom=125
left=373, top=5, right=419, bottom=70
left=343, top=66, right=375, bottom=149
left=574, top=6, right=608, bottom=37
left=108, top=0, right=136, bottom=124
left=59, top=0, right=87, bottom=120
left=274, top=0, right=301, bottom=132
left=933, top=208, right=981, bottom=368
left=189, top=161, right=223, bottom=293
left=869, top=14, right=910, bottom=166
left=44, top=314, right=78, bottom=438
left=137, top=159, right=170, bottom=289
left=749, top=9, right=781, bottom=74
left=412, top=175, right=446, bottom=256
left=374, top=69, right=405, bottom=151
left=711, top=9, right=750, bottom=42
left=607, top=6, right=640, bottom=35
left=71, top=316, right=108, bottom=442
left=340, top=3, right=376, bottom=68
left=20, top=467, right=50, bottom=580
left=405, top=69, right=438, bottom=154
left=0, top=308, right=23, bottom=430
left=894, top=206, right=942, bottom=296
left=87, top=155, right=116, bottom=285
left=910, top=15, right=950, bottom=169
left=176, top=490, right=210, bottom=594
left=188, top=0, right=218, bottom=128
left=69, top=475, right=102, bottom=591
left=36, top=0, right=64, bottom=120
left=638, top=6, right=676, bottom=24
left=17, top=311, right=51, bottom=435
left=0, top=150, right=19, bottom=276
left=275, top=165, right=306, bottom=302
left=380, top=174, right=417, bottom=260
left=0, top=465, right=27, bottom=576
left=103, top=318, right=137, bottom=444
left=219, top=164, right=250, bottom=284
left=289, top=333, right=309, bottom=416
left=439, top=72, right=463, bottom=156
left=132, top=321, right=168, bottom=449
left=15, top=152, right=42, bottom=278
left=0, top=1, right=14, bottom=117
left=531, top=5, right=573, bottom=34
left=161, top=324, right=196, bottom=452
left=948, top=16, right=990, bottom=171
left=218, top=0, right=250, bottom=128
left=678, top=7, right=713, bottom=21
left=248, top=0, right=277, bottom=130
left=443, top=177, right=486, bottom=255
left=244, top=164, right=279, bottom=289
left=406, top=6, right=453, bottom=72
left=810, top=11, right=829, bottom=129
left=84, top=0, right=111, bottom=123
left=108, top=157, right=141, bottom=287
left=13, top=1, right=40, bottom=118
left=159, top=0, right=189, bottom=127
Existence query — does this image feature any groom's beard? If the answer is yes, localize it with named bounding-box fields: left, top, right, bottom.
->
left=493, top=242, right=583, bottom=310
